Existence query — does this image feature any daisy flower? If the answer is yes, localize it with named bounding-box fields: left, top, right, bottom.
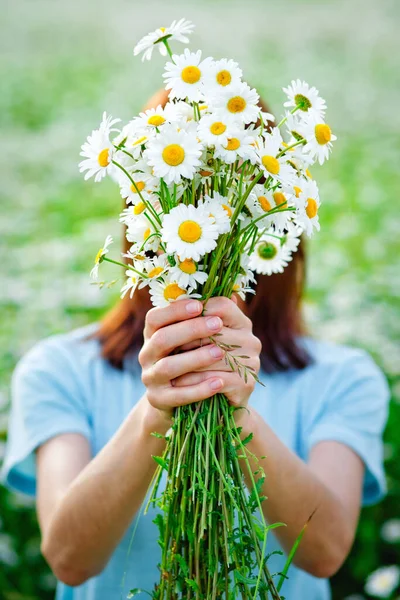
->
left=214, top=128, right=257, bottom=164
left=232, top=254, right=256, bottom=300
left=249, top=232, right=293, bottom=275
left=248, top=186, right=295, bottom=233
left=121, top=269, right=140, bottom=299
left=137, top=254, right=169, bottom=288
left=283, top=79, right=327, bottom=120
left=149, top=276, right=198, bottom=308
left=127, top=214, right=161, bottom=252
left=203, top=58, right=242, bottom=92
left=294, top=179, right=321, bottom=237
left=131, top=104, right=179, bottom=134
left=144, top=125, right=202, bottom=185
left=169, top=258, right=208, bottom=288
left=161, top=203, right=219, bottom=261
left=211, top=82, right=260, bottom=124
left=163, top=49, right=213, bottom=102
left=202, top=192, right=232, bottom=234
left=79, top=113, right=120, bottom=182
left=301, top=114, right=337, bottom=165
left=257, top=128, right=295, bottom=184
left=197, top=111, right=236, bottom=147
left=134, top=19, right=194, bottom=62
left=90, top=235, right=113, bottom=279
left=365, top=565, right=400, bottom=599
left=119, top=172, right=155, bottom=204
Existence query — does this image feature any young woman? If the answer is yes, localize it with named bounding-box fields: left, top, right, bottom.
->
left=2, top=91, right=389, bottom=600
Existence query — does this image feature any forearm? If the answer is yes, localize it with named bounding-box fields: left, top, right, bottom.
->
left=238, top=407, right=355, bottom=577
left=41, top=395, right=170, bottom=585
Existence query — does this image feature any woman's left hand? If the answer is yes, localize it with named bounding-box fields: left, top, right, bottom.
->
left=173, top=296, right=262, bottom=426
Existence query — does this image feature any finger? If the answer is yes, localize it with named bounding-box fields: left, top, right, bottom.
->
left=177, top=326, right=256, bottom=354
left=172, top=371, right=255, bottom=407
left=161, top=377, right=224, bottom=407
left=203, top=296, right=251, bottom=330
left=141, top=315, right=224, bottom=364
left=152, top=344, right=225, bottom=383
left=144, top=299, right=203, bottom=338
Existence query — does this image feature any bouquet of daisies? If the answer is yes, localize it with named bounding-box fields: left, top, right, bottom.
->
left=79, top=17, right=335, bottom=600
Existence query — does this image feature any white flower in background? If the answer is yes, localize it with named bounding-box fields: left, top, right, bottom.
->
left=161, top=203, right=219, bottom=261
left=120, top=268, right=140, bottom=299
left=259, top=110, right=276, bottom=127
left=301, top=114, right=337, bottom=165
left=203, top=58, right=243, bottom=92
left=197, top=111, right=236, bottom=146
left=365, top=566, right=400, bottom=598
left=79, top=113, right=120, bottom=182
left=214, top=128, right=257, bottom=164
left=211, top=82, right=260, bottom=124
left=249, top=231, right=293, bottom=275
left=232, top=254, right=256, bottom=299
left=149, top=276, right=197, bottom=307
left=134, top=19, right=194, bottom=62
left=119, top=172, right=154, bottom=204
left=285, top=111, right=306, bottom=144
left=131, top=104, right=179, bottom=134
left=145, top=125, right=202, bottom=184
left=127, top=214, right=160, bottom=252
left=172, top=100, right=210, bottom=124
left=135, top=254, right=169, bottom=288
left=247, top=186, right=295, bottom=233
left=294, top=179, right=321, bottom=237
left=283, top=79, right=327, bottom=120
left=90, top=235, right=113, bottom=279
left=169, top=258, right=208, bottom=288
left=281, top=221, right=303, bottom=253
left=203, top=192, right=232, bottom=234
left=381, top=519, right=400, bottom=543
left=257, top=128, right=295, bottom=184
left=163, top=49, right=213, bottom=102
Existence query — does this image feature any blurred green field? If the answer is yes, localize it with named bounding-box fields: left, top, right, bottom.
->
left=1, top=0, right=400, bottom=598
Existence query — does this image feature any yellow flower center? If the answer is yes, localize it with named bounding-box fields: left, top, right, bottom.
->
left=306, top=198, right=318, bottom=218
left=163, top=283, right=186, bottom=301
left=160, top=27, right=166, bottom=33
left=306, top=168, right=312, bottom=179
left=97, top=149, right=110, bottom=167
left=133, top=201, right=146, bottom=215
left=147, top=115, right=165, bottom=127
left=162, top=144, right=185, bottom=166
left=181, top=65, right=201, bottom=84
left=210, top=121, right=227, bottom=136
left=225, top=137, right=240, bottom=151
left=222, top=204, right=232, bottom=217
left=135, top=254, right=145, bottom=260
left=144, top=228, right=151, bottom=240
left=227, top=96, right=246, bottom=114
left=315, top=124, right=332, bottom=145
left=216, top=69, right=232, bottom=86
left=261, top=155, right=280, bottom=175
left=148, top=266, right=163, bottom=278
left=273, top=191, right=287, bottom=209
left=233, top=283, right=241, bottom=291
left=178, top=220, right=202, bottom=243
left=131, top=276, right=137, bottom=284
left=179, top=259, right=197, bottom=274
left=95, top=248, right=103, bottom=264
left=130, top=181, right=146, bottom=194
left=258, top=195, right=271, bottom=212
left=293, top=185, right=302, bottom=198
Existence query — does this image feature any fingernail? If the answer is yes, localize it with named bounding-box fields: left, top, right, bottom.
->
left=186, top=300, right=202, bottom=314
left=209, top=345, right=224, bottom=358
left=206, top=316, right=222, bottom=330
left=210, top=378, right=223, bottom=391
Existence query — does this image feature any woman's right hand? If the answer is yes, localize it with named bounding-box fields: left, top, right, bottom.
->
left=138, top=298, right=226, bottom=427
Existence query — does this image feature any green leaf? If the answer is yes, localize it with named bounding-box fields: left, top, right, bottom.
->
left=150, top=431, right=165, bottom=439
left=152, top=455, right=169, bottom=470
left=128, top=588, right=153, bottom=598
left=241, top=432, right=253, bottom=447
left=235, top=571, right=259, bottom=585
left=175, top=553, right=189, bottom=576
left=152, top=513, right=165, bottom=539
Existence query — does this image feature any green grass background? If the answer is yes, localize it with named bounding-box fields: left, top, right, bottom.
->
left=1, top=0, right=399, bottom=598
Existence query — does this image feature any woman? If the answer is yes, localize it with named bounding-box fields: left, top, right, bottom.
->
left=1, top=90, right=390, bottom=600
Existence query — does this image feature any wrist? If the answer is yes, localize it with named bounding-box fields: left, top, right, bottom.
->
left=140, top=395, right=173, bottom=437
left=235, top=405, right=257, bottom=439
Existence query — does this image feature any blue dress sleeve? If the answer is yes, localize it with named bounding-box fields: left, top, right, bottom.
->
left=305, top=349, right=390, bottom=506
left=1, top=338, right=92, bottom=497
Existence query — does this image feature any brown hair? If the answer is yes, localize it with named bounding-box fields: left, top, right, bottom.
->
left=94, top=90, right=312, bottom=373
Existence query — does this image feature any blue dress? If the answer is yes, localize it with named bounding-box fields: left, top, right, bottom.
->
left=1, top=324, right=390, bottom=600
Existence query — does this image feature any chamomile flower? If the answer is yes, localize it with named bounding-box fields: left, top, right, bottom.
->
left=120, top=269, right=140, bottom=299
left=203, top=58, right=242, bottom=92
left=283, top=79, right=327, bottom=120
left=90, top=235, right=113, bottom=279
left=145, top=125, right=202, bottom=184
left=232, top=254, right=256, bottom=299
left=79, top=113, right=120, bottom=182
left=214, top=128, right=257, bottom=164
left=197, top=111, right=236, bottom=147
left=257, top=128, right=295, bottom=185
left=131, top=104, right=179, bottom=133
left=365, top=566, right=400, bottom=598
left=133, top=19, right=194, bottom=62
left=202, top=192, right=232, bottom=234
left=163, top=49, right=213, bottom=102
left=211, top=82, right=260, bottom=124
left=149, top=277, right=197, bottom=308
left=126, top=214, right=161, bottom=252
left=301, top=114, right=337, bottom=165
left=137, top=254, right=169, bottom=288
left=169, top=258, right=208, bottom=288
left=119, top=172, right=155, bottom=204
left=161, top=203, right=219, bottom=261
left=247, top=186, right=294, bottom=233
left=249, top=232, right=292, bottom=275
left=294, top=179, right=321, bottom=237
